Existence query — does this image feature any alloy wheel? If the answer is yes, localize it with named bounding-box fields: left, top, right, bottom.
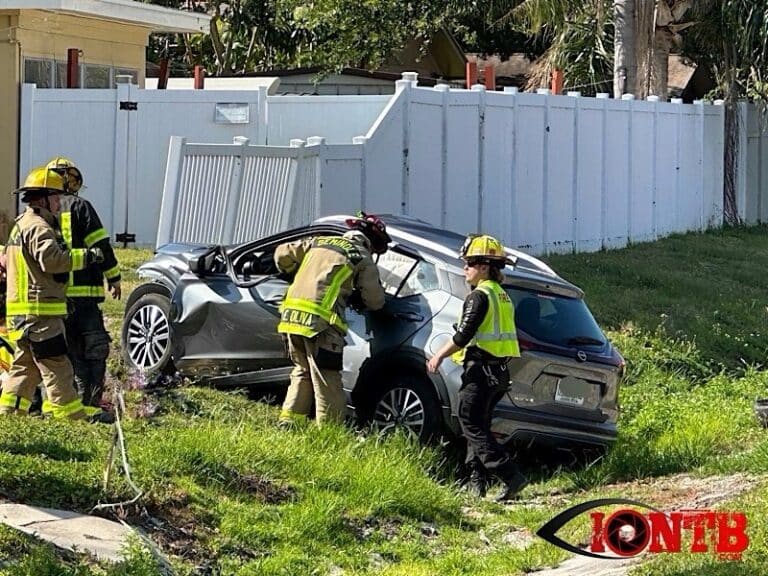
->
left=126, top=303, right=170, bottom=370
left=372, top=387, right=426, bottom=439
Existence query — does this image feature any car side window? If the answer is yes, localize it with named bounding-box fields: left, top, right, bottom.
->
left=376, top=251, right=439, bottom=297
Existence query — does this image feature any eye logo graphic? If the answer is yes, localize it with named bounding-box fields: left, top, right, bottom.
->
left=537, top=498, right=749, bottom=561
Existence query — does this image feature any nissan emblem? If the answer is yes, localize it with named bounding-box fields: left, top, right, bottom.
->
left=577, top=350, right=587, bottom=362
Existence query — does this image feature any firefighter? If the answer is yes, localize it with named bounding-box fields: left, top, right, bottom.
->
left=0, top=247, right=15, bottom=374
left=275, top=213, right=388, bottom=425
left=46, top=158, right=120, bottom=411
left=426, top=234, right=528, bottom=501
left=0, top=167, right=103, bottom=419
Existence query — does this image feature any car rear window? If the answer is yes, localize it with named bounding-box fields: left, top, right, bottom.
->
left=505, top=287, right=606, bottom=347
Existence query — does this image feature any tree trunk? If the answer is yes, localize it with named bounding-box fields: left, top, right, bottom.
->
left=650, top=28, right=673, bottom=100
left=613, top=0, right=636, bottom=98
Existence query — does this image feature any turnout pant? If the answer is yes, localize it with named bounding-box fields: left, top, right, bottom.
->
left=280, top=330, right=346, bottom=424
left=0, top=317, right=85, bottom=420
left=65, top=299, right=111, bottom=407
left=458, top=360, right=520, bottom=481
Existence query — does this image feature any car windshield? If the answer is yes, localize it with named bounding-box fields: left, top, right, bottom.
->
left=504, top=287, right=606, bottom=347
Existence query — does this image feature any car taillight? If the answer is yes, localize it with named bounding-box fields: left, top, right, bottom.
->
left=518, top=336, right=537, bottom=351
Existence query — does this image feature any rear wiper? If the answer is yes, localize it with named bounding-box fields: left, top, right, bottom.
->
left=567, top=336, right=605, bottom=346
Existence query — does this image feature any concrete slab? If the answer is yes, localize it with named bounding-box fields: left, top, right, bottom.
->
left=0, top=503, right=134, bottom=561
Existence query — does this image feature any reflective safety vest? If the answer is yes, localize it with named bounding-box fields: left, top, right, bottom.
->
left=452, top=279, right=520, bottom=364
left=59, top=198, right=120, bottom=300
left=277, top=236, right=362, bottom=338
left=5, top=213, right=87, bottom=318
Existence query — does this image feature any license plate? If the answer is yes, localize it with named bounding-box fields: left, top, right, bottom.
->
left=555, top=376, right=587, bottom=407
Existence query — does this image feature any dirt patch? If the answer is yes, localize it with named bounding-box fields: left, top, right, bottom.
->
left=343, top=515, right=403, bottom=541
left=233, top=473, right=297, bottom=504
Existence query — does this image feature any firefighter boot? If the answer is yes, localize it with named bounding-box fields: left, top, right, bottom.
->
left=466, top=462, right=488, bottom=498
left=495, top=470, right=529, bottom=502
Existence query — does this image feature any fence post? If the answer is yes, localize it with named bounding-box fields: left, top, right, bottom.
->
left=597, top=92, right=610, bottom=249
left=434, top=83, right=450, bottom=227
left=306, top=136, right=326, bottom=224
left=471, top=84, right=486, bottom=231
left=624, top=93, right=635, bottom=243
left=257, top=86, right=268, bottom=144
left=18, top=84, right=36, bottom=200
left=353, top=135, right=368, bottom=211
left=568, top=91, right=581, bottom=251
left=157, top=136, right=187, bottom=247
left=221, top=137, right=249, bottom=244
left=398, top=73, right=413, bottom=215
left=648, top=95, right=660, bottom=239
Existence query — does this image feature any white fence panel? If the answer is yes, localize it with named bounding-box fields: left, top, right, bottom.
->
left=546, top=96, right=577, bottom=253
left=157, top=138, right=318, bottom=247
left=481, top=91, right=515, bottom=246
left=740, top=103, right=768, bottom=224
left=575, top=98, right=605, bottom=253
left=19, top=85, right=117, bottom=241
left=266, top=95, right=390, bottom=145
left=629, top=101, right=655, bottom=244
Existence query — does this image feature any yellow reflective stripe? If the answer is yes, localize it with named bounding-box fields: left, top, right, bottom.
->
left=104, top=265, right=120, bottom=281
left=42, top=400, right=54, bottom=414
left=15, top=250, right=27, bottom=306
left=321, top=264, right=353, bottom=311
left=277, top=322, right=318, bottom=337
left=7, top=302, right=67, bottom=315
left=60, top=212, right=76, bottom=286
left=66, top=285, right=105, bottom=298
left=60, top=212, right=73, bottom=247
left=280, top=298, right=348, bottom=331
left=50, top=397, right=85, bottom=418
left=6, top=329, right=24, bottom=342
left=84, top=406, right=103, bottom=417
left=84, top=228, right=109, bottom=247
left=0, top=393, right=31, bottom=411
left=70, top=248, right=86, bottom=271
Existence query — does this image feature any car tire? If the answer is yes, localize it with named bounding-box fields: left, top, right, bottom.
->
left=368, top=374, right=443, bottom=443
left=122, top=291, right=175, bottom=375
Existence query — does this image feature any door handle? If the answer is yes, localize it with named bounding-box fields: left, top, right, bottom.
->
left=393, top=312, right=423, bottom=322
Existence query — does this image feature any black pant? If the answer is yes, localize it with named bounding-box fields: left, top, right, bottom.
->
left=65, top=299, right=111, bottom=407
left=458, top=360, right=519, bottom=480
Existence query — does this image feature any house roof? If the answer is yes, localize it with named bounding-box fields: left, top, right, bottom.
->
left=0, top=0, right=210, bottom=33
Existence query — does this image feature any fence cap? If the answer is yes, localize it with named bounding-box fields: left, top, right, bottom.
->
left=470, top=84, right=486, bottom=92
left=671, top=97, right=684, bottom=104
left=401, top=71, right=419, bottom=83
left=434, top=83, right=451, bottom=92
left=536, top=88, right=551, bottom=95
left=289, top=139, right=306, bottom=147
left=503, top=86, right=519, bottom=94
left=306, top=136, right=325, bottom=146
left=647, top=95, right=660, bottom=102
left=621, top=93, right=635, bottom=100
left=596, top=93, right=610, bottom=99
left=566, top=91, right=581, bottom=97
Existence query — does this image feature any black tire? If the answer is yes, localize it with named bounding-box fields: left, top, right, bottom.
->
left=121, top=291, right=175, bottom=375
left=368, top=374, right=443, bottom=443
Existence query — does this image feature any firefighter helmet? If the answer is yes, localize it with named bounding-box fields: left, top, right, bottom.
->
left=14, top=167, right=66, bottom=201
left=459, top=234, right=508, bottom=265
left=46, top=157, right=83, bottom=195
left=345, top=212, right=391, bottom=254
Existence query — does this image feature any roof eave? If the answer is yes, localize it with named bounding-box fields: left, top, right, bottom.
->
left=0, top=0, right=210, bottom=33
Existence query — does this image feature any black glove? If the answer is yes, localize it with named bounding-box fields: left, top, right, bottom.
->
left=347, top=290, right=365, bottom=312
left=86, top=247, right=104, bottom=266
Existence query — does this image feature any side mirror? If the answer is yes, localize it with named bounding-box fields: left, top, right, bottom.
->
left=189, top=248, right=218, bottom=276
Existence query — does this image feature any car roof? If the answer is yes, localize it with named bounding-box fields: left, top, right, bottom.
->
left=313, top=214, right=583, bottom=297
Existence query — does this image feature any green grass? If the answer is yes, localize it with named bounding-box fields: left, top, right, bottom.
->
left=2, top=229, right=768, bottom=574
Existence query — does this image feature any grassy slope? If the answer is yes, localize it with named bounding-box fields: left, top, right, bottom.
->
left=2, top=228, right=768, bottom=575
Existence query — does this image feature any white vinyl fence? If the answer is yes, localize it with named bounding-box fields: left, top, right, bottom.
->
left=157, top=137, right=322, bottom=246
left=19, top=82, right=389, bottom=245
left=738, top=103, right=768, bottom=224
left=158, top=78, right=725, bottom=255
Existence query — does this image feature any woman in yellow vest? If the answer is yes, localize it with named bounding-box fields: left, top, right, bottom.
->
left=427, top=234, right=528, bottom=501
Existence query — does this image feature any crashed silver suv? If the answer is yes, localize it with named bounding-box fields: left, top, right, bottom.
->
left=122, top=215, right=624, bottom=447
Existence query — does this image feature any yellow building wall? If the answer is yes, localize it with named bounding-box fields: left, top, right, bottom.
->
left=0, top=15, right=20, bottom=240
left=0, top=10, right=150, bottom=238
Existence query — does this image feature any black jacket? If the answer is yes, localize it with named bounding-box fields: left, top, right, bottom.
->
left=60, top=195, right=120, bottom=302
